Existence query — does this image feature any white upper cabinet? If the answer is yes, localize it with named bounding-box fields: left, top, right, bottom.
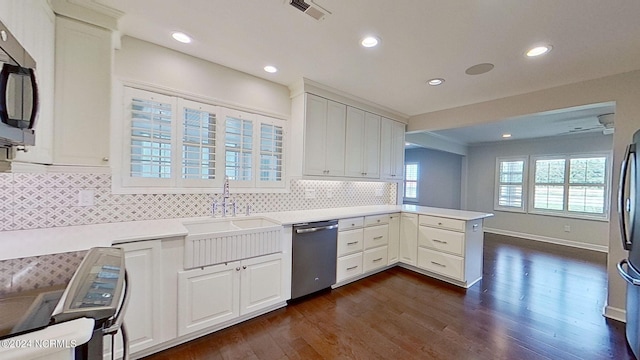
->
left=53, top=16, right=112, bottom=165
left=303, top=93, right=346, bottom=176
left=345, top=107, right=380, bottom=178
left=380, top=118, right=405, bottom=180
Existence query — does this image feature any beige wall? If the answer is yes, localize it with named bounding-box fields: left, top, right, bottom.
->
left=114, top=36, right=291, bottom=119
left=466, top=134, right=612, bottom=250
left=409, top=69, right=640, bottom=318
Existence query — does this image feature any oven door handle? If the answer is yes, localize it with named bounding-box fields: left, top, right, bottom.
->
left=295, top=224, right=339, bottom=234
left=104, top=270, right=130, bottom=334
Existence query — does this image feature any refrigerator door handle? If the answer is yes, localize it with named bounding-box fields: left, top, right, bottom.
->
left=618, top=259, right=640, bottom=286
left=619, top=144, right=635, bottom=250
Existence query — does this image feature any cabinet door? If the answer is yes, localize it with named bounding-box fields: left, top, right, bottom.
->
left=177, top=262, right=240, bottom=337
left=109, top=241, right=163, bottom=357
left=240, top=253, right=285, bottom=316
left=363, top=112, right=380, bottom=178
left=363, top=246, right=388, bottom=273
left=380, top=118, right=394, bottom=179
left=303, top=94, right=328, bottom=175
left=54, top=16, right=111, bottom=166
left=387, top=213, right=401, bottom=264
left=344, top=107, right=365, bottom=177
left=391, top=121, right=405, bottom=179
left=325, top=100, right=346, bottom=176
left=399, top=213, right=418, bottom=266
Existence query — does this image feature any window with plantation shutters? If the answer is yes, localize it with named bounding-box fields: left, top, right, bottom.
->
left=495, top=157, right=527, bottom=212
left=118, top=87, right=286, bottom=192
left=180, top=100, right=218, bottom=183
left=404, top=163, right=418, bottom=200
left=128, top=89, right=174, bottom=183
left=530, top=154, right=609, bottom=218
left=259, top=122, right=284, bottom=183
left=224, top=114, right=253, bottom=183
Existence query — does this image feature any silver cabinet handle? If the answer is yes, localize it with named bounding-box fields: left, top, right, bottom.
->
left=242, top=265, right=247, bottom=269
left=346, top=265, right=359, bottom=270
left=373, top=258, right=383, bottom=262
left=236, top=267, right=241, bottom=271
left=373, top=236, right=383, bottom=240
left=347, top=241, right=359, bottom=245
left=433, top=239, right=448, bottom=244
left=430, top=261, right=446, bottom=267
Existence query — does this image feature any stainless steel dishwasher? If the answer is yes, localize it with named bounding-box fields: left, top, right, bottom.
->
left=291, top=220, right=339, bottom=299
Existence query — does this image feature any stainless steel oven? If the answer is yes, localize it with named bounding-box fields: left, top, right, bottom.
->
left=0, top=247, right=130, bottom=360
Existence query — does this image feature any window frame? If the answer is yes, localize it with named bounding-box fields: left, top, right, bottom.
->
left=116, top=85, right=287, bottom=193
left=494, top=156, right=528, bottom=213
left=403, top=162, right=419, bottom=202
left=528, top=152, right=611, bottom=220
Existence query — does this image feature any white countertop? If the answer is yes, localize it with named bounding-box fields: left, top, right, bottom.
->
left=256, top=205, right=492, bottom=225
left=0, top=205, right=492, bottom=260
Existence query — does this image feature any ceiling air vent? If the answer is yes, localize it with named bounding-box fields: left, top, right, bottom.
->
left=289, top=0, right=330, bottom=21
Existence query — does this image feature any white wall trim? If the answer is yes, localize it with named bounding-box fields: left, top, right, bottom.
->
left=603, top=305, right=626, bottom=323
left=484, top=227, right=609, bottom=253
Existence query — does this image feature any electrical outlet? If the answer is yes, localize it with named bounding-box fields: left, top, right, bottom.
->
left=78, top=189, right=95, bottom=206
left=375, top=188, right=384, bottom=197
left=564, top=225, right=571, bottom=232
left=305, top=188, right=316, bottom=199
left=326, top=190, right=333, bottom=198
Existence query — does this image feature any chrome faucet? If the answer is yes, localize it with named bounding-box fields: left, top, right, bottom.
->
left=221, top=176, right=234, bottom=217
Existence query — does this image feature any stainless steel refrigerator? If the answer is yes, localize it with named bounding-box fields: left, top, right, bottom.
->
left=618, top=129, right=640, bottom=358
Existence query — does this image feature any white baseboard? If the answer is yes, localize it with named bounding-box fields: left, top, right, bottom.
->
left=484, top=227, right=608, bottom=253
left=603, top=305, right=626, bottom=323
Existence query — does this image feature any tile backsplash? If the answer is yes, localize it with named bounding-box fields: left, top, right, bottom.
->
left=0, top=172, right=397, bottom=231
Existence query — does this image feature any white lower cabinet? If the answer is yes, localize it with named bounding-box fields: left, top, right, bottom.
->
left=387, top=213, right=400, bottom=265
left=417, top=247, right=464, bottom=280
left=177, top=262, right=239, bottom=337
left=240, top=254, right=285, bottom=315
left=415, top=215, right=484, bottom=287
left=363, top=246, right=388, bottom=273
left=336, top=252, right=363, bottom=282
left=399, top=213, right=418, bottom=265
left=335, top=214, right=390, bottom=285
left=105, top=240, right=163, bottom=359
left=177, top=253, right=285, bottom=337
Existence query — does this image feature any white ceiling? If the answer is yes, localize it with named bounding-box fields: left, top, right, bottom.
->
left=89, top=0, right=639, bottom=143
left=430, top=102, right=616, bottom=145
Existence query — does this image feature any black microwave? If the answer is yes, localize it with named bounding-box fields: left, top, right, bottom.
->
left=0, top=19, right=38, bottom=148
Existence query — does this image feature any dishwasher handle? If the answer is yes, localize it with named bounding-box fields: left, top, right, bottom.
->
left=295, top=224, right=339, bottom=234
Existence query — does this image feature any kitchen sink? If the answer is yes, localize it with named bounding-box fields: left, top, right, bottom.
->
left=182, top=216, right=283, bottom=269
left=183, top=216, right=280, bottom=235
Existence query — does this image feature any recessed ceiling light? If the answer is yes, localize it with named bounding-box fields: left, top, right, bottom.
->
left=264, top=65, right=278, bottom=73
left=526, top=45, right=552, bottom=57
left=361, top=36, right=380, bottom=48
left=172, top=32, right=192, bottom=44
left=502, top=133, right=512, bottom=138
left=427, top=78, right=445, bottom=86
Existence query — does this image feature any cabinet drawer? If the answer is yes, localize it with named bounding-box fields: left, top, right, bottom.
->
left=363, top=224, right=388, bottom=250
left=339, top=217, right=364, bottom=231
left=337, top=229, right=364, bottom=256
left=363, top=246, right=388, bottom=273
left=417, top=247, right=463, bottom=280
left=364, top=214, right=389, bottom=227
left=419, top=215, right=465, bottom=232
left=337, top=252, right=363, bottom=282
left=418, top=226, right=464, bottom=256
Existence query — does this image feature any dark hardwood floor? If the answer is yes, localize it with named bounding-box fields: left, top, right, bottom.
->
left=143, top=233, right=634, bottom=360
